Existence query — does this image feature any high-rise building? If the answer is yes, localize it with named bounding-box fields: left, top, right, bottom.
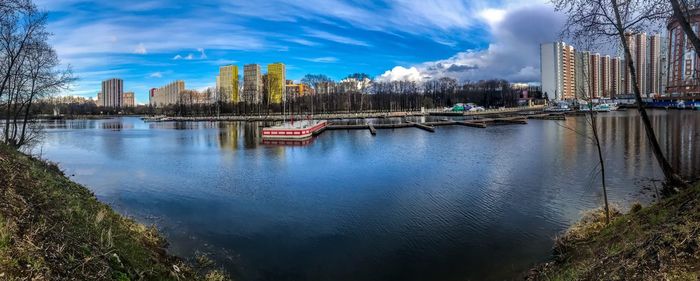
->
left=101, top=78, right=123, bottom=108
left=152, top=80, right=185, bottom=107
left=600, top=55, right=611, bottom=98
left=540, top=42, right=576, bottom=100
left=149, top=88, right=157, bottom=106
left=648, top=34, right=662, bottom=97
left=624, top=32, right=647, bottom=96
left=96, top=92, right=104, bottom=107
left=575, top=51, right=590, bottom=98
left=610, top=57, right=623, bottom=98
left=589, top=53, right=601, bottom=98
left=267, top=63, right=286, bottom=104
left=122, top=92, right=135, bottom=107
left=219, top=65, right=239, bottom=103
left=667, top=8, right=700, bottom=97
left=243, top=64, right=262, bottom=104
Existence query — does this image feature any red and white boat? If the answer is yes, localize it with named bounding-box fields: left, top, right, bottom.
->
left=262, top=120, right=328, bottom=140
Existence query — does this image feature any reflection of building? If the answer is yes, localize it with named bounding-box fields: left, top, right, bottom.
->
left=219, top=65, right=240, bottom=103
left=243, top=64, right=262, bottom=104
left=152, top=80, right=185, bottom=107
left=267, top=63, right=286, bottom=104
left=101, top=78, right=123, bottom=107
left=541, top=42, right=576, bottom=100
left=667, top=8, right=700, bottom=97
left=122, top=92, right=135, bottom=107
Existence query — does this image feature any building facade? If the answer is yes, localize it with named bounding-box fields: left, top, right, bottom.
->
left=610, top=57, right=623, bottom=98
left=541, top=42, right=576, bottom=100
left=267, top=63, right=286, bottom=104
left=101, top=78, right=123, bottom=108
left=667, top=8, right=700, bottom=97
left=219, top=65, right=240, bottom=103
left=624, top=32, right=647, bottom=96
left=243, top=64, right=262, bottom=104
left=648, top=34, right=662, bottom=97
left=152, top=80, right=185, bottom=107
left=122, top=92, right=135, bottom=107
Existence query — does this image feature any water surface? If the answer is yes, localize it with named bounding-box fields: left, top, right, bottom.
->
left=37, top=110, right=700, bottom=281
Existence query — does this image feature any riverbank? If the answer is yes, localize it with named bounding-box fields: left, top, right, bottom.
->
left=0, top=144, right=228, bottom=280
left=527, top=182, right=700, bottom=280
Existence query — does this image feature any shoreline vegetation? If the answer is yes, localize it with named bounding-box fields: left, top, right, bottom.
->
left=527, top=181, right=700, bottom=280
left=0, top=144, right=230, bottom=281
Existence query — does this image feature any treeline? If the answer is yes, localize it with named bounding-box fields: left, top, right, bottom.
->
left=37, top=78, right=542, bottom=117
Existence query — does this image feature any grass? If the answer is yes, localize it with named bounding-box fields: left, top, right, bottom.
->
left=0, top=144, right=230, bottom=280
left=527, top=182, right=700, bottom=280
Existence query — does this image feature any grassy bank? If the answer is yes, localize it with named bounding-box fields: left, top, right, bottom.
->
left=0, top=144, right=228, bottom=280
left=527, top=183, right=700, bottom=280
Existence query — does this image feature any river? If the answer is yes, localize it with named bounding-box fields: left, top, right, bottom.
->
left=35, top=110, right=699, bottom=281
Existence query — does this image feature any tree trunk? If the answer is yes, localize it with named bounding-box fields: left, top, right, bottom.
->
left=612, top=0, right=688, bottom=190
left=670, top=0, right=700, bottom=55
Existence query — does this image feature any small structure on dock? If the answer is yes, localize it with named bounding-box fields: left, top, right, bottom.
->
left=262, top=120, right=328, bottom=140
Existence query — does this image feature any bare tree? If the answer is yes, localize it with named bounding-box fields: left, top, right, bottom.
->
left=0, top=0, right=73, bottom=148
left=553, top=0, right=688, bottom=190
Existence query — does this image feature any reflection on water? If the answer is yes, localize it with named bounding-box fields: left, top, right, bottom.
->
left=36, top=110, right=699, bottom=281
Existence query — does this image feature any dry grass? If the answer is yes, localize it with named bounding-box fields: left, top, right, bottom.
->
left=0, top=144, right=231, bottom=280
left=528, top=183, right=700, bottom=281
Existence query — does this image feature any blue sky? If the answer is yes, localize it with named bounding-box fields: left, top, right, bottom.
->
left=37, top=0, right=563, bottom=104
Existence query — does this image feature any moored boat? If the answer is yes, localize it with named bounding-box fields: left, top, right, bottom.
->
left=262, top=120, right=328, bottom=140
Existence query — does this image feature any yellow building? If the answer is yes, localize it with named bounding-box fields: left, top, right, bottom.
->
left=219, top=65, right=239, bottom=103
left=267, top=63, right=286, bottom=104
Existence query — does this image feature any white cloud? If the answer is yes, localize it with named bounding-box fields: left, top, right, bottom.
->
left=149, top=72, right=162, bottom=78
left=302, top=57, right=338, bottom=63
left=379, top=3, right=564, bottom=83
left=173, top=53, right=195, bottom=60
left=378, top=66, right=425, bottom=82
left=133, top=42, right=147, bottom=54
left=305, top=29, right=370, bottom=47
left=197, top=48, right=207, bottom=59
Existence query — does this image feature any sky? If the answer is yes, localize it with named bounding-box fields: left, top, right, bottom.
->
left=36, top=0, right=565, bottom=104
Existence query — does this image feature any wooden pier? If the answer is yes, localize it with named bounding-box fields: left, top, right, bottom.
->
left=324, top=115, right=536, bottom=136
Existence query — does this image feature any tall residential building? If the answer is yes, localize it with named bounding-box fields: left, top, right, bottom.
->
left=589, top=53, right=602, bottom=98
left=149, top=88, right=157, bottom=106
left=152, top=80, right=185, bottom=107
left=540, top=42, right=576, bottom=100
left=243, top=64, right=263, bottom=104
left=101, top=78, right=123, bottom=108
left=96, top=92, right=104, bottom=107
left=575, top=51, right=591, bottom=98
left=122, top=92, right=135, bottom=107
left=648, top=34, right=662, bottom=97
left=219, top=65, right=239, bottom=103
left=600, top=55, right=611, bottom=98
left=267, top=63, right=286, bottom=104
left=610, top=57, right=623, bottom=98
left=667, top=8, right=700, bottom=96
left=624, top=32, right=647, bottom=96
